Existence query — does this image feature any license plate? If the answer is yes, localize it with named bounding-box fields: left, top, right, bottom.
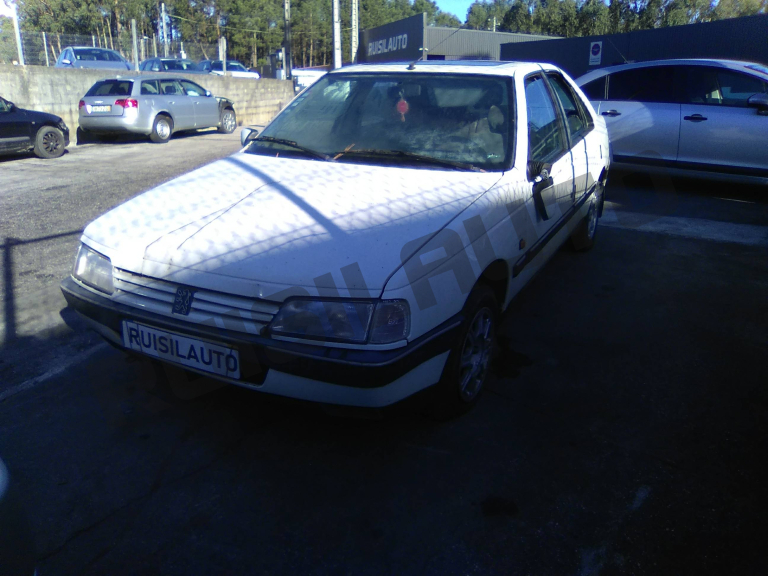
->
left=121, top=321, right=240, bottom=379
left=90, top=105, right=111, bottom=113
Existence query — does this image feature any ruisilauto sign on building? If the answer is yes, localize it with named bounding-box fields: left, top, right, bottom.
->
left=358, top=13, right=425, bottom=63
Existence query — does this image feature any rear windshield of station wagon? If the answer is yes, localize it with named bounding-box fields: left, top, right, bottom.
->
left=251, top=73, right=514, bottom=171
left=86, top=80, right=134, bottom=97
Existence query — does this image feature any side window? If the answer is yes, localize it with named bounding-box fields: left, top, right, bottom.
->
left=159, top=80, right=180, bottom=96
left=581, top=77, right=607, bottom=100
left=0, top=98, right=9, bottom=113
left=525, top=74, right=567, bottom=164
left=547, top=73, right=590, bottom=141
left=715, top=69, right=767, bottom=107
left=141, top=80, right=159, bottom=95
left=180, top=80, right=206, bottom=97
left=608, top=67, right=676, bottom=103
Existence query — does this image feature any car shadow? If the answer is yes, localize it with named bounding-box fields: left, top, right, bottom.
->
left=76, top=128, right=222, bottom=147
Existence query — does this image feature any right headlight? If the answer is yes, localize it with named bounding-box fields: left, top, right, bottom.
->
left=72, top=244, right=114, bottom=295
left=269, top=299, right=410, bottom=345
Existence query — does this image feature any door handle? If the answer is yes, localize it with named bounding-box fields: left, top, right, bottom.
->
left=684, top=114, right=707, bottom=122
left=601, top=110, right=621, bottom=117
left=169, top=101, right=175, bottom=105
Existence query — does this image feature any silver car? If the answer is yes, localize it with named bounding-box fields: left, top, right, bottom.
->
left=78, top=77, right=237, bottom=143
left=55, top=46, right=133, bottom=71
left=577, top=59, right=768, bottom=182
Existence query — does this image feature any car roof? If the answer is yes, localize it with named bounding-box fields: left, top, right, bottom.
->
left=331, top=60, right=555, bottom=78
left=67, top=46, right=119, bottom=52
left=576, top=58, right=768, bottom=84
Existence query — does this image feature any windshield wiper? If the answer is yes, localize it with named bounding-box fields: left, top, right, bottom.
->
left=251, top=136, right=332, bottom=161
left=333, top=149, right=484, bottom=172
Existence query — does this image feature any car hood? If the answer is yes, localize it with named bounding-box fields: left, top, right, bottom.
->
left=82, top=153, right=501, bottom=300
left=17, top=107, right=65, bottom=126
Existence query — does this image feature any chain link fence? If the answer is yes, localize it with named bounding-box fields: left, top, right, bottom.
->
left=0, top=29, right=217, bottom=67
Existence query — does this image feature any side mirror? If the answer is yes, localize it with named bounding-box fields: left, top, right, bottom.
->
left=747, top=93, right=768, bottom=115
left=528, top=161, right=553, bottom=221
left=205, top=90, right=212, bottom=97
left=61, top=59, right=72, bottom=66
left=240, top=127, right=259, bottom=147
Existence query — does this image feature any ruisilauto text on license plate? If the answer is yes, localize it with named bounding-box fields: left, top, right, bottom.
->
left=90, top=105, right=111, bottom=113
left=121, top=321, right=240, bottom=379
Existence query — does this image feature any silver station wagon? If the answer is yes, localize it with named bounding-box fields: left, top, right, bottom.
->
left=78, top=77, right=238, bottom=143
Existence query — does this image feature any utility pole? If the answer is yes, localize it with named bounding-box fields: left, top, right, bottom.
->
left=492, top=16, right=497, bottom=32
left=10, top=2, right=24, bottom=65
left=332, top=0, right=341, bottom=69
left=350, top=0, right=358, bottom=63
left=131, top=20, right=139, bottom=70
left=161, top=2, right=169, bottom=57
left=283, top=0, right=292, bottom=79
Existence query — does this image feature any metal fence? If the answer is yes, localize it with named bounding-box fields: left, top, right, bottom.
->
left=0, top=29, right=217, bottom=67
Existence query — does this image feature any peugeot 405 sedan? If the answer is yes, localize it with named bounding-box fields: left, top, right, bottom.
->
left=77, top=77, right=237, bottom=143
left=61, top=61, right=610, bottom=417
left=577, top=59, right=768, bottom=182
left=1, top=95, right=69, bottom=158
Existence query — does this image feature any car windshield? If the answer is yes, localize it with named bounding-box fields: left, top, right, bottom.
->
left=74, top=48, right=123, bottom=62
left=248, top=73, right=512, bottom=171
left=85, top=80, right=134, bottom=96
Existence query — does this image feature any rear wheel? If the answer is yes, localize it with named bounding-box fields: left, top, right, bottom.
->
left=218, top=108, right=236, bottom=133
left=76, top=127, right=92, bottom=145
left=570, top=197, right=599, bottom=251
left=150, top=114, right=173, bottom=143
left=34, top=126, right=65, bottom=159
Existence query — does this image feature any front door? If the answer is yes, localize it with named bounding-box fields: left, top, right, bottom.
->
left=179, top=80, right=219, bottom=128
left=0, top=98, right=32, bottom=153
left=677, top=66, right=768, bottom=175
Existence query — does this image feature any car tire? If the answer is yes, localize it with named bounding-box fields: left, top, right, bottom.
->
left=150, top=114, right=173, bottom=143
left=33, top=126, right=66, bottom=159
left=428, top=283, right=499, bottom=419
left=76, top=127, right=92, bottom=145
left=570, top=196, right=599, bottom=252
left=218, top=108, right=237, bottom=134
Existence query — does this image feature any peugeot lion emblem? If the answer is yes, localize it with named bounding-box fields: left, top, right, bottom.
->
left=172, top=287, right=195, bottom=316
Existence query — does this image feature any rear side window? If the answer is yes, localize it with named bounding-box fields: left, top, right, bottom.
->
left=86, top=80, right=134, bottom=97
left=525, top=74, right=567, bottom=164
left=608, top=67, right=676, bottom=103
left=581, top=77, right=607, bottom=100
left=159, top=80, right=181, bottom=95
left=141, top=80, right=159, bottom=95
left=547, top=73, right=590, bottom=141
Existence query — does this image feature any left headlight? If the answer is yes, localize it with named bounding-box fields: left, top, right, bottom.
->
left=73, top=244, right=114, bottom=294
left=269, top=299, right=410, bottom=344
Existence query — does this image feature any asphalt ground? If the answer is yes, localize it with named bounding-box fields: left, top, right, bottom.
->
left=1, top=140, right=768, bottom=575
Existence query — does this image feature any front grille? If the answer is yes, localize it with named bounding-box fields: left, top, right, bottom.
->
left=112, top=269, right=280, bottom=336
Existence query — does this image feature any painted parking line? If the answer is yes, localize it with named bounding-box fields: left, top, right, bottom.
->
left=600, top=207, right=768, bottom=247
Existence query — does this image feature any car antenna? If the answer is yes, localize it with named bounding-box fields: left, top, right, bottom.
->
left=605, top=36, right=629, bottom=64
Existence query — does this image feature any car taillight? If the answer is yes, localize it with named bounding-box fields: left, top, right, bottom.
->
left=114, top=98, right=138, bottom=109
left=78, top=100, right=85, bottom=109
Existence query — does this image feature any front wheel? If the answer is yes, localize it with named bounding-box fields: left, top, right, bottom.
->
left=429, top=284, right=498, bottom=419
left=34, top=126, right=66, bottom=159
left=150, top=115, right=173, bottom=143
left=218, top=108, right=237, bottom=134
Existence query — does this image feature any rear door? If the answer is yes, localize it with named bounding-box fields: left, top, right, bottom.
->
left=600, top=66, right=681, bottom=163
left=677, top=66, right=768, bottom=175
left=158, top=79, right=194, bottom=130
left=179, top=80, right=219, bottom=128
left=0, top=98, right=32, bottom=152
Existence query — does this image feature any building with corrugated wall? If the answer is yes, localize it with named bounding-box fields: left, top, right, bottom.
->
left=499, top=13, right=768, bottom=79
left=357, top=13, right=558, bottom=64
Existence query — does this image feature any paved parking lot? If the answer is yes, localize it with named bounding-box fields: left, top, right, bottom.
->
left=1, top=138, right=767, bottom=574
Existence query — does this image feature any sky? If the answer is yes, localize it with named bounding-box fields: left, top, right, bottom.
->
left=436, top=0, right=474, bottom=22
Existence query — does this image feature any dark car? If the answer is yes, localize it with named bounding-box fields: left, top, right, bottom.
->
left=139, top=57, right=207, bottom=74
left=0, top=458, right=36, bottom=576
left=55, top=46, right=133, bottom=71
left=0, top=96, right=70, bottom=159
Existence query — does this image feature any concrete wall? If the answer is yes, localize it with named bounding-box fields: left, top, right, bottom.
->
left=0, top=64, right=295, bottom=132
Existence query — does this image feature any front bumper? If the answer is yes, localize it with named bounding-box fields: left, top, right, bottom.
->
left=60, top=277, right=459, bottom=407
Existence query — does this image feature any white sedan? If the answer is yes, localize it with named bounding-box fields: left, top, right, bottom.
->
left=61, top=61, right=610, bottom=416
